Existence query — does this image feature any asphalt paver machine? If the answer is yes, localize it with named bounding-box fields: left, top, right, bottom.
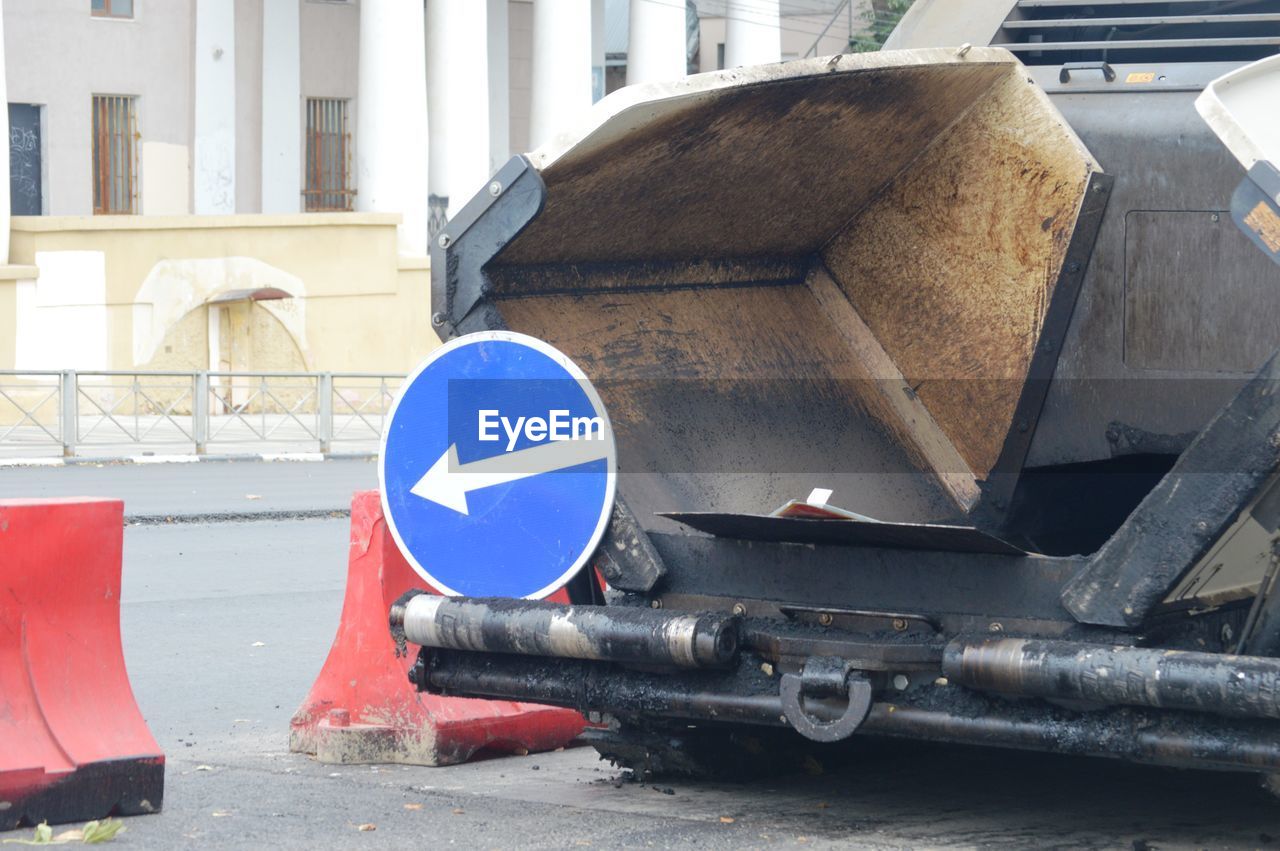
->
left=394, top=2, right=1280, bottom=790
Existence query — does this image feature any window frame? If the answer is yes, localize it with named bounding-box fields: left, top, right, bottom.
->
left=91, top=0, right=136, bottom=20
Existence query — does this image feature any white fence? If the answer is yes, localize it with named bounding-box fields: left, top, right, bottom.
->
left=0, top=370, right=405, bottom=457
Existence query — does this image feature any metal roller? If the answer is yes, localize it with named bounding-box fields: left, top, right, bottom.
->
left=391, top=594, right=740, bottom=669
left=423, top=648, right=1280, bottom=775
left=944, top=637, right=1280, bottom=721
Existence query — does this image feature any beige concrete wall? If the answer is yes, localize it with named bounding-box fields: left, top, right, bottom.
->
left=3, top=214, right=437, bottom=375
left=0, top=279, right=13, bottom=369
left=3, top=0, right=195, bottom=216
left=0, top=266, right=37, bottom=370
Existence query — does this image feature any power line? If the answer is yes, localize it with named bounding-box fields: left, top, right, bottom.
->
left=697, top=0, right=851, bottom=17
left=632, top=0, right=883, bottom=43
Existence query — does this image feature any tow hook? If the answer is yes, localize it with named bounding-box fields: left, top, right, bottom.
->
left=779, top=657, right=873, bottom=742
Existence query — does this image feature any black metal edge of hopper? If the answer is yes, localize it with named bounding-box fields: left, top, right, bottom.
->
left=649, top=531, right=1079, bottom=623
left=659, top=511, right=1028, bottom=556
left=976, top=170, right=1114, bottom=520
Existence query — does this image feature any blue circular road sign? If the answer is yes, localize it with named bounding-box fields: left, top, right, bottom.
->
left=379, top=331, right=617, bottom=599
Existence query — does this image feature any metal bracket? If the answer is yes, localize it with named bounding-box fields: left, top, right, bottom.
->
left=592, top=499, right=668, bottom=594
left=779, top=656, right=873, bottom=742
left=1238, top=540, right=1280, bottom=657
left=429, top=155, right=548, bottom=338
left=1058, top=62, right=1115, bottom=84
left=1063, top=350, right=1280, bottom=627
left=1230, top=160, right=1280, bottom=269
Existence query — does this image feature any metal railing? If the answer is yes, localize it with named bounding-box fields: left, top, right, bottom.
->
left=0, top=370, right=404, bottom=457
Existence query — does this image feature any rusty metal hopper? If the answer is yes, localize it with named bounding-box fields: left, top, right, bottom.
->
left=431, top=47, right=1107, bottom=532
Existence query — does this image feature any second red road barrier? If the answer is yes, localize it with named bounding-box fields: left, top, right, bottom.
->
left=289, top=490, right=585, bottom=765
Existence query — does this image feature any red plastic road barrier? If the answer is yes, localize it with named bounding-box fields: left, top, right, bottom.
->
left=0, top=498, right=164, bottom=830
left=289, top=490, right=585, bottom=765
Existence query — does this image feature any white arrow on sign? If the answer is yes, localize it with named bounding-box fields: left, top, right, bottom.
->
left=411, top=439, right=610, bottom=515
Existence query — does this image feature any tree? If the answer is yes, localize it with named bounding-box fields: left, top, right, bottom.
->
left=851, top=0, right=917, bottom=52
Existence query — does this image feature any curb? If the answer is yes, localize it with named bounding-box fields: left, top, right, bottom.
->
left=0, top=451, right=377, bottom=469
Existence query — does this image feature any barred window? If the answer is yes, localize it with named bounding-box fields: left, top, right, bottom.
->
left=304, top=98, right=354, bottom=212
left=92, top=95, right=138, bottom=215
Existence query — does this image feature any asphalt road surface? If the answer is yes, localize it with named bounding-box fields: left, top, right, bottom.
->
left=0, top=458, right=377, bottom=518
left=5, top=462, right=1280, bottom=848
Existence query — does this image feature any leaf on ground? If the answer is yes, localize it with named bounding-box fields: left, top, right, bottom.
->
left=452, top=808, right=465, bottom=815
left=402, top=804, right=423, bottom=811
left=356, top=824, right=376, bottom=832
left=81, top=820, right=126, bottom=844
left=719, top=817, right=735, bottom=824
left=2, top=819, right=124, bottom=846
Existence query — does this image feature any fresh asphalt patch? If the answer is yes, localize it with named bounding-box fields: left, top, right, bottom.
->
left=126, top=509, right=350, bottom=526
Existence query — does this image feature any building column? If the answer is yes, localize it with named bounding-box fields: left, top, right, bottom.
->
left=627, top=0, right=686, bottom=86
left=0, top=0, right=10, bottom=263
left=357, top=0, right=429, bottom=256
left=426, top=1, right=490, bottom=221
left=426, top=1, right=447, bottom=232
left=261, top=0, right=300, bottom=214
left=591, top=0, right=606, bottom=102
left=725, top=0, right=781, bottom=68
left=529, top=0, right=592, bottom=151
left=487, top=0, right=510, bottom=174
left=194, top=0, right=237, bottom=214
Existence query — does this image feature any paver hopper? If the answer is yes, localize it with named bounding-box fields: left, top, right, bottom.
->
left=434, top=47, right=1104, bottom=530
left=405, top=41, right=1280, bottom=790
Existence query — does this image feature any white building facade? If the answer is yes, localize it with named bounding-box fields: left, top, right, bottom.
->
left=2, top=0, right=863, bottom=250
